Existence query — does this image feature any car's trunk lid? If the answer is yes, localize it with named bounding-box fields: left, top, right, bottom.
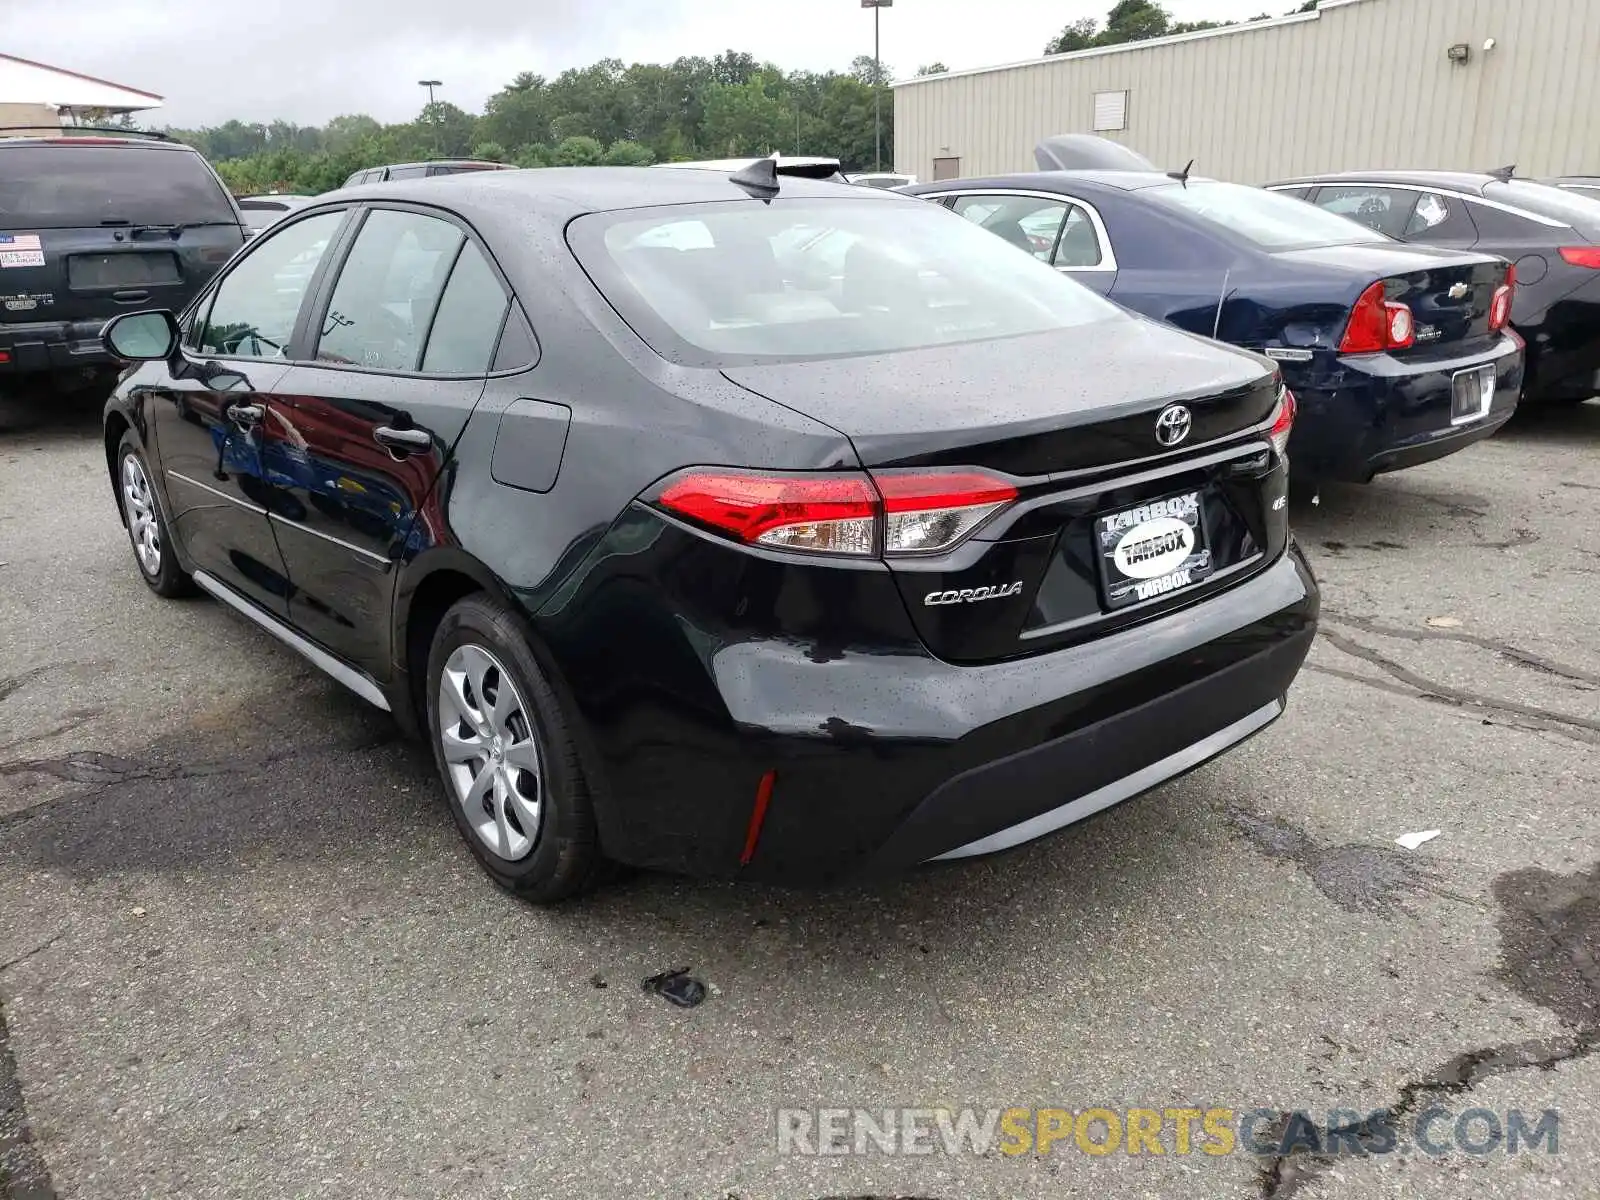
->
left=722, top=319, right=1277, bottom=474
left=724, top=320, right=1288, bottom=663
left=1271, top=243, right=1509, bottom=350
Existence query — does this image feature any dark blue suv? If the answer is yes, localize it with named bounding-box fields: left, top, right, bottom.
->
left=0, top=131, right=245, bottom=389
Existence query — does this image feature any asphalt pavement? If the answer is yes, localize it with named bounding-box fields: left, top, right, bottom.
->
left=2, top=382, right=1598, bottom=1200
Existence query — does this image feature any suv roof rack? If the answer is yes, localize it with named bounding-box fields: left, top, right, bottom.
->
left=0, top=125, right=175, bottom=142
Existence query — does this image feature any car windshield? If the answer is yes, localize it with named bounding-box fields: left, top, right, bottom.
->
left=1144, top=180, right=1382, bottom=249
left=0, top=144, right=237, bottom=228
left=570, top=197, right=1122, bottom=365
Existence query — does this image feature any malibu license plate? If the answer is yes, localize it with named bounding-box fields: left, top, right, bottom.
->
left=1450, top=364, right=1496, bottom=425
left=1095, top=490, right=1215, bottom=609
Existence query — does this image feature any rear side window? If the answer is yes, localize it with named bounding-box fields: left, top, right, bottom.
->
left=388, top=166, right=428, bottom=180
left=194, top=210, right=346, bottom=359
left=0, top=145, right=237, bottom=229
left=317, top=209, right=463, bottom=371
left=1145, top=181, right=1381, bottom=249
left=420, top=241, right=511, bottom=374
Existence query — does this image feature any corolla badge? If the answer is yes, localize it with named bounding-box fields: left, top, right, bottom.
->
left=1112, top=516, right=1196, bottom=580
left=924, top=582, right=1024, bottom=606
left=1154, top=404, right=1193, bottom=448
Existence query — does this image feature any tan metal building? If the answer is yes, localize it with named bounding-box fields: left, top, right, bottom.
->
left=892, top=0, right=1600, bottom=184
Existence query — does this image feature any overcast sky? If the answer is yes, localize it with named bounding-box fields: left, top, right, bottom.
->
left=10, top=0, right=1281, bottom=128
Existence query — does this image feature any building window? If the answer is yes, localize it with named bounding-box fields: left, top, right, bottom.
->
left=1092, top=90, right=1128, bottom=132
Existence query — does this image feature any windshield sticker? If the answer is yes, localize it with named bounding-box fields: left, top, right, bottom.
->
left=0, top=234, right=45, bottom=268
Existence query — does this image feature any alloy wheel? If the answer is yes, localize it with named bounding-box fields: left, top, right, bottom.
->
left=437, top=643, right=544, bottom=861
left=121, top=453, right=162, bottom=577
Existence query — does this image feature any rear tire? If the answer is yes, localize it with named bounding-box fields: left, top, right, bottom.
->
left=116, top=432, right=194, bottom=598
left=425, top=594, right=601, bottom=903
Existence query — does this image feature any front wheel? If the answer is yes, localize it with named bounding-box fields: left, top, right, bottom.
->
left=425, top=595, right=601, bottom=903
left=117, top=432, right=194, bottom=598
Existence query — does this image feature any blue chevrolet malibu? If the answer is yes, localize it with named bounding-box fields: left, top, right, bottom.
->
left=906, top=144, right=1523, bottom=486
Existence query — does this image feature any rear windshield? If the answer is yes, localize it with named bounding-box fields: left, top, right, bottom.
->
left=568, top=197, right=1122, bottom=366
left=1489, top=180, right=1600, bottom=231
left=1144, top=180, right=1382, bottom=249
left=0, top=144, right=237, bottom=229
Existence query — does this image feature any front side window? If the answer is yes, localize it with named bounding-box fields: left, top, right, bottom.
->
left=1313, top=185, right=1418, bottom=239
left=1146, top=181, right=1384, bottom=249
left=569, top=197, right=1123, bottom=366
left=316, top=209, right=464, bottom=371
left=193, top=210, right=346, bottom=359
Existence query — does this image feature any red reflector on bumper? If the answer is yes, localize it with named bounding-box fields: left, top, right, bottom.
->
left=739, top=770, right=777, bottom=866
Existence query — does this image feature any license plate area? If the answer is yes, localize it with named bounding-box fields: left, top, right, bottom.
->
left=66, top=252, right=180, bottom=290
left=1094, top=489, right=1215, bottom=610
left=1450, top=364, right=1496, bottom=425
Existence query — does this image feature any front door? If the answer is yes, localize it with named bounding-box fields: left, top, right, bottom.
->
left=150, top=208, right=350, bottom=615
left=264, top=207, right=514, bottom=678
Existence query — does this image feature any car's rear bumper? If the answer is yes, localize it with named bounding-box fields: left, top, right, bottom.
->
left=1287, top=333, right=1522, bottom=482
left=543, top=526, right=1319, bottom=884
left=0, top=318, right=116, bottom=374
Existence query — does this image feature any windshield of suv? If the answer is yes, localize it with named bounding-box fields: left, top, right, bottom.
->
left=569, top=197, right=1122, bottom=365
left=1144, top=180, right=1383, bottom=249
left=0, top=144, right=238, bottom=229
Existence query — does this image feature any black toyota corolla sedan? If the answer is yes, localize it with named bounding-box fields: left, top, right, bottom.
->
left=99, top=164, right=1319, bottom=901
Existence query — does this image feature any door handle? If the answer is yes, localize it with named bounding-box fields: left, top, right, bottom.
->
left=375, top=426, right=432, bottom=451
left=226, top=403, right=264, bottom=426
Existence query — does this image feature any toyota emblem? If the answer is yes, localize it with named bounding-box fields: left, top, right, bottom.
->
left=1154, top=404, right=1193, bottom=448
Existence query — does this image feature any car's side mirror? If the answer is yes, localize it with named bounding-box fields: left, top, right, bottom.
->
left=102, top=310, right=180, bottom=362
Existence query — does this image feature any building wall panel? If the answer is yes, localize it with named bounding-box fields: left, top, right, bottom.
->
left=893, top=0, right=1599, bottom=183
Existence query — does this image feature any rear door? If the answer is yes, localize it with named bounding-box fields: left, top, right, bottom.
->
left=264, top=205, right=512, bottom=678
left=0, top=142, right=241, bottom=334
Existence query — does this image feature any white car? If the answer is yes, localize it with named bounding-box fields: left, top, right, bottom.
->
left=657, top=155, right=847, bottom=182
left=847, top=172, right=918, bottom=189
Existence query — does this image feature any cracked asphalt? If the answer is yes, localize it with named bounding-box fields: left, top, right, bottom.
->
left=2, top=383, right=1598, bottom=1200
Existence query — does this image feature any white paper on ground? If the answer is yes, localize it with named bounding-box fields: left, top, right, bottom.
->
left=1395, top=830, right=1442, bottom=850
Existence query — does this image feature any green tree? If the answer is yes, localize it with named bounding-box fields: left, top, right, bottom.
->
left=553, top=135, right=605, bottom=166
left=603, top=139, right=655, bottom=166
left=916, top=62, right=950, bottom=76
left=1046, top=17, right=1099, bottom=54
left=701, top=74, right=792, bottom=157
left=472, top=140, right=508, bottom=163
left=1097, top=0, right=1172, bottom=45
left=481, top=73, right=553, bottom=151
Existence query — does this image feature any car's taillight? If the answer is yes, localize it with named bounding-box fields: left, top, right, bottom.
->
left=874, top=470, right=1019, bottom=555
left=655, top=471, right=878, bottom=555
left=653, top=467, right=1017, bottom=557
left=1489, top=264, right=1515, bottom=332
left=1268, top=387, right=1296, bottom=458
left=1558, top=246, right=1600, bottom=269
left=1339, top=280, right=1415, bottom=354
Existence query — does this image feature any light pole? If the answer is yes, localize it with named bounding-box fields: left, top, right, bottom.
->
left=862, top=0, right=892, bottom=172
left=418, top=80, right=443, bottom=155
